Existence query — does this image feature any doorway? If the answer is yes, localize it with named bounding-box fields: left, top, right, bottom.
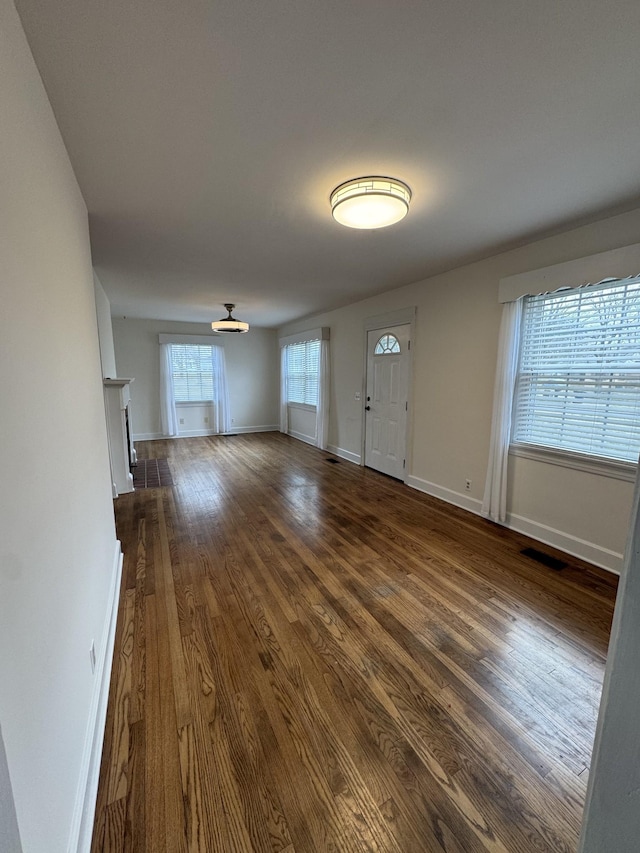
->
left=364, top=324, right=411, bottom=479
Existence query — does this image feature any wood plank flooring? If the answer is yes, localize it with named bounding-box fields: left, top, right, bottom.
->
left=91, top=432, right=618, bottom=852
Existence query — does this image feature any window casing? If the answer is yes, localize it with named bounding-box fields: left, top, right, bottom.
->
left=512, top=278, right=640, bottom=465
left=170, top=344, right=216, bottom=402
left=285, top=340, right=320, bottom=407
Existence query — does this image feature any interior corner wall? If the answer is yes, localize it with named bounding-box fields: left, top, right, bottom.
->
left=93, top=271, right=117, bottom=379
left=111, top=318, right=279, bottom=438
left=0, top=2, right=119, bottom=850
left=278, top=207, right=640, bottom=573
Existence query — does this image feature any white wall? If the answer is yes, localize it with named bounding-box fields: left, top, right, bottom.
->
left=93, top=272, right=117, bottom=379
left=288, top=406, right=317, bottom=445
left=112, top=318, right=279, bottom=438
left=0, top=2, right=119, bottom=850
left=578, top=468, right=640, bottom=852
left=279, top=207, right=640, bottom=573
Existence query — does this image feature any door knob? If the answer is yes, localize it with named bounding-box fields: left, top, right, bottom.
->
left=365, top=405, right=371, bottom=411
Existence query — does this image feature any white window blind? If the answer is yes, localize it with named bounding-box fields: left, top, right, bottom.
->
left=513, top=278, right=640, bottom=463
left=286, top=339, right=320, bottom=406
left=170, top=344, right=215, bottom=402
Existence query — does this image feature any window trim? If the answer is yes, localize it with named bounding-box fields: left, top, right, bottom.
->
left=279, top=327, right=329, bottom=410
left=509, top=441, right=636, bottom=482
left=158, top=334, right=223, bottom=405
left=159, top=333, right=221, bottom=345
left=279, top=327, right=330, bottom=347
left=283, top=338, right=321, bottom=407
left=168, top=342, right=220, bottom=404
left=498, top=241, right=640, bottom=303
left=511, top=278, right=640, bottom=468
left=488, top=245, right=640, bottom=495
left=287, top=401, right=317, bottom=413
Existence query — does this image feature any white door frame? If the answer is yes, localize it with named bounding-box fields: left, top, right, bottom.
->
left=361, top=307, right=416, bottom=483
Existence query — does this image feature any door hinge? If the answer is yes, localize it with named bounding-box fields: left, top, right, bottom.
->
left=408, top=340, right=411, bottom=350
left=405, top=401, right=408, bottom=411
left=403, top=459, right=406, bottom=468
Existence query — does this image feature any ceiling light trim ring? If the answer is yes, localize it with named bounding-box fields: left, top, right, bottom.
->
left=330, top=176, right=412, bottom=229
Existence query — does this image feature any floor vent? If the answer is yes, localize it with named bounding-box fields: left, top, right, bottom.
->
left=326, top=458, right=340, bottom=464
left=132, top=458, right=174, bottom=489
left=521, top=547, right=567, bottom=571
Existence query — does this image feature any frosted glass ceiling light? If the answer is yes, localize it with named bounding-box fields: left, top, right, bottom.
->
left=330, top=176, right=412, bottom=229
left=211, top=303, right=249, bottom=333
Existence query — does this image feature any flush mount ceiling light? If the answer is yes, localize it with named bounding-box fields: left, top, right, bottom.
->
left=211, top=303, right=249, bottom=333
left=330, top=176, right=412, bottom=229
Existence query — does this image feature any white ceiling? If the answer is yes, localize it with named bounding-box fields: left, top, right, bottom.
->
left=15, top=0, right=640, bottom=328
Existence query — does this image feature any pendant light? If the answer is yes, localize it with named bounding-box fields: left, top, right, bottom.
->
left=211, top=304, right=249, bottom=333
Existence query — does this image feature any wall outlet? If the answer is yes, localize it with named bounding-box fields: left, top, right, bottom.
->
left=89, top=640, right=96, bottom=674
left=204, top=416, right=209, bottom=424
left=354, top=391, right=361, bottom=401
left=465, top=479, right=471, bottom=491
left=231, top=418, right=235, bottom=423
left=179, top=417, right=184, bottom=425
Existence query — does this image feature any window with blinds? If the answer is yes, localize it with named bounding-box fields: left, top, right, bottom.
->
left=170, top=344, right=215, bottom=402
left=286, top=339, right=320, bottom=406
left=512, top=278, right=640, bottom=463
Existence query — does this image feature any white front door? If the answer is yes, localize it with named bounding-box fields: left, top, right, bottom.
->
left=364, top=325, right=410, bottom=479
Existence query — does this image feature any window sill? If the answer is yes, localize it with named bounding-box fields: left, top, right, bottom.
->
left=509, top=443, right=637, bottom=483
left=287, top=402, right=317, bottom=413
left=175, top=400, right=213, bottom=406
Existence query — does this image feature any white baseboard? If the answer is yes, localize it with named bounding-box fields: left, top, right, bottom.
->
left=69, top=540, right=123, bottom=853
left=288, top=430, right=317, bottom=446
left=406, top=474, right=622, bottom=575
left=225, top=425, right=279, bottom=434
left=133, top=426, right=279, bottom=442
left=172, top=427, right=217, bottom=438
left=327, top=444, right=361, bottom=465
left=406, top=475, right=484, bottom=515
left=506, top=513, right=623, bottom=575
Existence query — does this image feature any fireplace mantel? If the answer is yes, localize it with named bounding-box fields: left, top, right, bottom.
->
left=103, top=378, right=137, bottom=497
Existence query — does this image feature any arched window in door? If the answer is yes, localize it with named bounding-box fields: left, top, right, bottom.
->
left=374, top=333, right=401, bottom=355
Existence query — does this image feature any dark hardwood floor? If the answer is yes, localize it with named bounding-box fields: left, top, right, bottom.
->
left=91, top=432, right=618, bottom=852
